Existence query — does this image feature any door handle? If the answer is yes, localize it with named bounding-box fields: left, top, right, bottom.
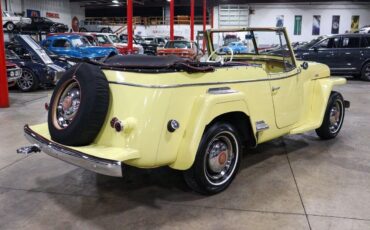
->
left=272, top=86, right=281, bottom=92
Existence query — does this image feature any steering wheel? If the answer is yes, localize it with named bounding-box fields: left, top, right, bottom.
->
left=207, top=46, right=234, bottom=64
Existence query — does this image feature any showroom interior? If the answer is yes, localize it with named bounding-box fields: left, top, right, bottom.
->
left=0, top=0, right=370, bottom=229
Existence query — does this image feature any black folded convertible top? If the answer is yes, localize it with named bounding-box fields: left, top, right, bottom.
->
left=101, top=54, right=217, bottom=73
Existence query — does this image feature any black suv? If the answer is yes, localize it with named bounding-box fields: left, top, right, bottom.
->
left=295, top=34, right=370, bottom=81
left=22, top=17, right=68, bottom=33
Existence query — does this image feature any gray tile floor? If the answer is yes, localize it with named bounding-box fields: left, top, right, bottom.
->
left=0, top=80, right=370, bottom=230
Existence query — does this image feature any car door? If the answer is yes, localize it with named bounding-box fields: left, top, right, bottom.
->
left=308, top=37, right=340, bottom=69
left=259, top=31, right=302, bottom=128
left=334, top=36, right=362, bottom=73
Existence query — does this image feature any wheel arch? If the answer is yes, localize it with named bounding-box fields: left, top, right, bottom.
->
left=170, top=93, right=256, bottom=170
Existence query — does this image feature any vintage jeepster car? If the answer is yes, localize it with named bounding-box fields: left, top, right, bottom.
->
left=19, top=28, right=349, bottom=194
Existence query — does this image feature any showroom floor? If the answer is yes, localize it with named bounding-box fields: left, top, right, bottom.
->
left=0, top=79, right=369, bottom=230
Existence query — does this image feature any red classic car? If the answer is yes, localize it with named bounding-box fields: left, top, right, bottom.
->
left=157, top=40, right=201, bottom=60
left=6, top=61, right=22, bottom=87
left=93, top=33, right=141, bottom=55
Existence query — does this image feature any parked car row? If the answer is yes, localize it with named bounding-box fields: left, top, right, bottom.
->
left=2, top=11, right=68, bottom=33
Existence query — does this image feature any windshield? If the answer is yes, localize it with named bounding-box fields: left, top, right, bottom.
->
left=96, top=35, right=111, bottom=45
left=209, top=29, right=296, bottom=71
left=300, top=36, right=326, bottom=49
left=165, top=41, right=191, bottom=49
left=144, top=38, right=154, bottom=42
left=6, top=49, right=19, bottom=59
left=43, top=17, right=52, bottom=23
left=109, top=35, right=120, bottom=43
left=71, top=37, right=90, bottom=47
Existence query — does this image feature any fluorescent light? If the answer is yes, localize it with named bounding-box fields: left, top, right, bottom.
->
left=112, top=0, right=119, bottom=3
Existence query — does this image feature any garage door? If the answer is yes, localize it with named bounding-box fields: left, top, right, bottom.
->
left=218, top=5, right=249, bottom=28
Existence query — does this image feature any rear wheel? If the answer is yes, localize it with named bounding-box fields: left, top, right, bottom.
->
left=361, top=62, right=370, bottom=81
left=17, top=68, right=39, bottom=92
left=183, top=122, right=242, bottom=194
left=316, top=92, right=345, bottom=139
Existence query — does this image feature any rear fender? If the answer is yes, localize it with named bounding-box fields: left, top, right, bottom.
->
left=170, top=90, right=253, bottom=170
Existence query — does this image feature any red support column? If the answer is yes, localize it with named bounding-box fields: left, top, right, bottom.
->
left=190, top=0, right=194, bottom=41
left=170, top=0, right=174, bottom=40
left=127, top=0, right=133, bottom=54
left=0, top=2, right=9, bottom=108
left=202, top=0, right=207, bottom=52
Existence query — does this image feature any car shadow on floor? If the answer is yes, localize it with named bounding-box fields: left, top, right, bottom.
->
left=33, top=135, right=319, bottom=226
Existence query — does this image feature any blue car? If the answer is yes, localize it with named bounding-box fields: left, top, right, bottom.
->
left=41, top=34, right=118, bottom=61
left=222, top=42, right=248, bottom=54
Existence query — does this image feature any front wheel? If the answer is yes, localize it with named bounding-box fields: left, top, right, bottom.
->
left=316, top=91, right=345, bottom=139
left=6, top=22, right=15, bottom=31
left=361, top=62, right=370, bottom=81
left=183, top=122, right=242, bottom=195
left=17, top=68, right=39, bottom=92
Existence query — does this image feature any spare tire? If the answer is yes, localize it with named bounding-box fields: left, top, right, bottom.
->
left=48, top=63, right=110, bottom=146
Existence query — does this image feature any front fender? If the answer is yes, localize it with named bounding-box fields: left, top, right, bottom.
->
left=170, top=91, right=250, bottom=170
left=290, top=77, right=346, bottom=134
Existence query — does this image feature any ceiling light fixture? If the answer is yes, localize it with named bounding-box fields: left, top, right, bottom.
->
left=112, top=0, right=119, bottom=3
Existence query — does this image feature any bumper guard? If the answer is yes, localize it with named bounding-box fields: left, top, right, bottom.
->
left=23, top=125, right=123, bottom=177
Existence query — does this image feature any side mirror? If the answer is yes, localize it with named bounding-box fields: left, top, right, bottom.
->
left=313, top=46, right=318, bottom=52
left=301, top=61, right=309, bottom=70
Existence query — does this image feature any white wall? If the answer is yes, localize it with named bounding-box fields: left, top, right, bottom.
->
left=214, top=2, right=370, bottom=42
left=4, top=0, right=85, bottom=28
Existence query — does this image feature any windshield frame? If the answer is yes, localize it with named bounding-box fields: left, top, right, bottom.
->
left=207, top=27, right=297, bottom=69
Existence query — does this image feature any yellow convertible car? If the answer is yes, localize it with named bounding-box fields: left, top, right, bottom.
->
left=18, top=28, right=350, bottom=194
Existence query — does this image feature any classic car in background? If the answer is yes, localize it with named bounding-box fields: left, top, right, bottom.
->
left=221, top=42, right=248, bottom=54
left=20, top=27, right=349, bottom=195
left=143, top=36, right=166, bottom=47
left=22, top=17, right=68, bottom=33
left=78, top=19, right=113, bottom=33
left=48, top=32, right=100, bottom=46
left=295, top=33, right=370, bottom=81
left=6, top=35, right=69, bottom=92
left=94, top=33, right=142, bottom=54
left=41, top=34, right=118, bottom=61
left=359, top=25, right=370, bottom=34
left=2, top=11, right=31, bottom=31
left=120, top=34, right=157, bottom=55
left=157, top=40, right=201, bottom=60
left=6, top=61, right=22, bottom=87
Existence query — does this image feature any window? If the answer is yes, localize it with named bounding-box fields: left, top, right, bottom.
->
left=165, top=41, right=191, bottom=49
left=341, top=37, right=360, bottom=48
left=71, top=37, right=90, bottom=47
left=96, top=35, right=111, bottom=44
left=109, top=35, right=120, bottom=43
left=219, top=5, right=249, bottom=27
left=52, top=39, right=71, bottom=48
left=360, top=37, right=370, bottom=48
left=314, top=37, right=340, bottom=48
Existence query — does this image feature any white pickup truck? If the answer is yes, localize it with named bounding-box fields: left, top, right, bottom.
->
left=2, top=11, right=31, bottom=31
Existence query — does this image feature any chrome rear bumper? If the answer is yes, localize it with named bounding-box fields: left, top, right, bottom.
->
left=24, top=125, right=123, bottom=177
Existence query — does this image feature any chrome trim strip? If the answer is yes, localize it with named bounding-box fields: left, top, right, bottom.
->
left=208, top=87, right=238, bottom=94
left=24, top=125, right=123, bottom=177
left=109, top=71, right=300, bottom=89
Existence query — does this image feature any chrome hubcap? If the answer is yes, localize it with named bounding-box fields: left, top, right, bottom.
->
left=17, top=70, right=33, bottom=90
left=204, top=131, right=238, bottom=186
left=329, top=100, right=343, bottom=133
left=56, top=81, right=81, bottom=128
